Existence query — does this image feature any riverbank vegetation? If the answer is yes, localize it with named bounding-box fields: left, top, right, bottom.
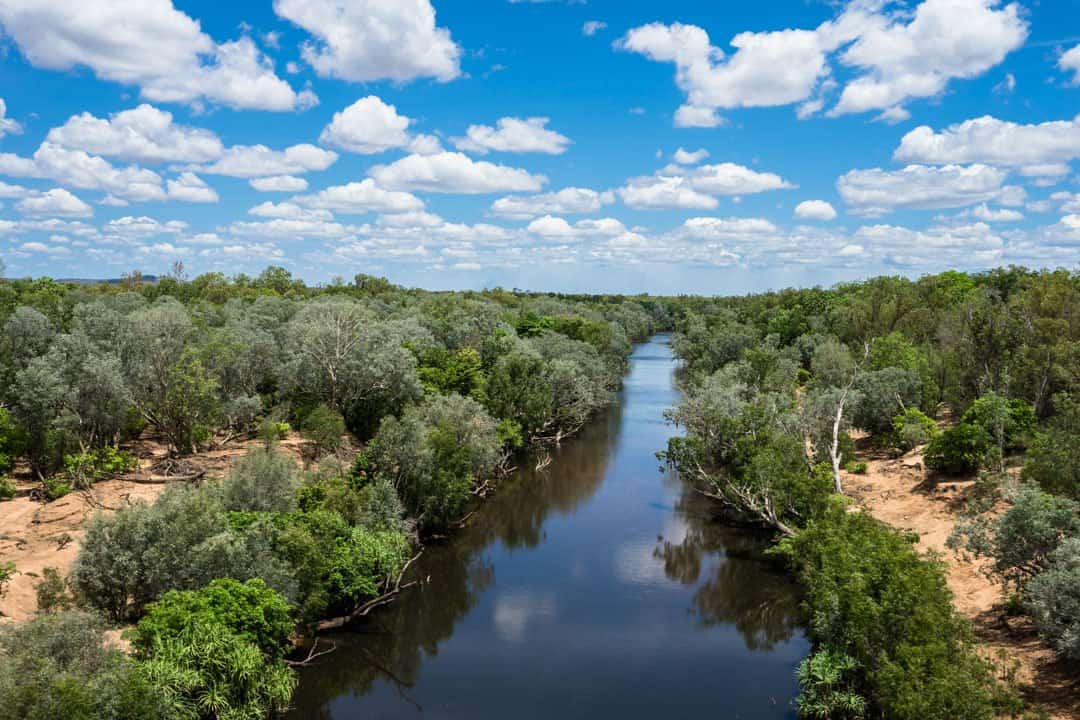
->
left=0, top=267, right=658, bottom=717
left=663, top=267, right=1080, bottom=719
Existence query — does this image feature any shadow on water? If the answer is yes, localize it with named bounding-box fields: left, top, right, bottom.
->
left=289, top=336, right=807, bottom=720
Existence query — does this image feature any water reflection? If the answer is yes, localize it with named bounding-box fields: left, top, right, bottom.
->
left=289, top=337, right=807, bottom=720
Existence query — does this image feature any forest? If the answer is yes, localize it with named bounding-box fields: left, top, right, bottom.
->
left=2, top=265, right=1079, bottom=719
left=0, top=266, right=658, bottom=719
left=664, top=267, right=1080, bottom=719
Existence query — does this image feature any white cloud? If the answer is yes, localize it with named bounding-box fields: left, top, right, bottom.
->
left=490, top=187, right=613, bottom=219
left=273, top=0, right=461, bottom=83
left=452, top=117, right=570, bottom=155
left=619, top=1, right=1026, bottom=123
left=319, top=96, right=413, bottom=154
left=831, top=0, right=1027, bottom=117
left=617, top=175, right=718, bottom=210
left=895, top=115, right=1080, bottom=174
left=526, top=215, right=626, bottom=240
left=166, top=172, right=218, bottom=203
left=104, top=216, right=187, bottom=235
left=46, top=104, right=223, bottom=164
left=673, top=147, right=709, bottom=165
left=0, top=1, right=309, bottom=111
left=248, top=201, right=333, bottom=221
left=854, top=222, right=1004, bottom=268
left=369, top=152, right=547, bottom=193
left=965, top=203, right=1023, bottom=222
left=0, top=99, right=21, bottom=139
left=249, top=175, right=309, bottom=192
left=794, top=199, right=838, bottom=220
left=195, top=144, right=337, bottom=178
left=583, top=21, right=607, bottom=37
left=837, top=164, right=1010, bottom=215
left=0, top=142, right=167, bottom=202
left=671, top=161, right=795, bottom=195
left=293, top=179, right=425, bottom=214
left=227, top=217, right=350, bottom=240
left=0, top=181, right=28, bottom=198
left=16, top=188, right=93, bottom=217
left=682, top=216, right=779, bottom=240
left=1059, top=44, right=1080, bottom=84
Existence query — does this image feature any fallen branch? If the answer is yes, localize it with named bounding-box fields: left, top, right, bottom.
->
left=284, top=638, right=337, bottom=667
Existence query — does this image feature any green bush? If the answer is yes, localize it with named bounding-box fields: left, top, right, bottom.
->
left=0, top=476, right=15, bottom=500
left=42, top=476, right=73, bottom=500
left=0, top=561, right=15, bottom=598
left=219, top=446, right=299, bottom=514
left=134, top=578, right=294, bottom=658
left=329, top=526, right=411, bottom=603
left=139, top=620, right=296, bottom=719
left=300, top=404, right=345, bottom=458
left=796, top=646, right=867, bottom=720
left=961, top=393, right=1035, bottom=452
left=35, top=566, right=72, bottom=614
left=890, top=408, right=939, bottom=452
left=786, top=499, right=1001, bottom=720
left=63, top=447, right=138, bottom=488
left=1026, top=538, right=1080, bottom=660
left=924, top=423, right=991, bottom=475
left=844, top=460, right=868, bottom=475
left=1021, top=393, right=1080, bottom=498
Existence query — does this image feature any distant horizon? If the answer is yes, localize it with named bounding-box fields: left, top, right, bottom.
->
left=1, top=0, right=1079, bottom=294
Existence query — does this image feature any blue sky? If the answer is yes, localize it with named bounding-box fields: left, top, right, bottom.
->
left=0, top=0, right=1079, bottom=293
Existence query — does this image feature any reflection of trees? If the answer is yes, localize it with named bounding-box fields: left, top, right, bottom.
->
left=288, top=404, right=619, bottom=717
left=657, top=484, right=803, bottom=652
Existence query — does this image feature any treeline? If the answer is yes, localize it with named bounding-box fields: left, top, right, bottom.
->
left=0, top=266, right=660, bottom=719
left=663, top=267, right=1080, bottom=719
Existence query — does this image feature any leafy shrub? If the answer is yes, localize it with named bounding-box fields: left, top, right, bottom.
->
left=63, top=446, right=138, bottom=488
left=301, top=404, right=345, bottom=458
left=1026, top=538, right=1080, bottom=660
left=786, top=499, right=1000, bottom=720
left=35, top=566, right=72, bottom=614
left=42, top=476, right=73, bottom=500
left=890, top=408, right=939, bottom=452
left=0, top=407, right=23, bottom=474
left=949, top=483, right=1080, bottom=590
left=220, top=446, right=299, bottom=514
left=329, top=527, right=411, bottom=603
left=961, top=393, right=1035, bottom=452
left=925, top=423, right=991, bottom=475
left=0, top=561, right=14, bottom=598
left=139, top=621, right=295, bottom=719
left=796, top=646, right=867, bottom=720
left=134, top=578, right=294, bottom=657
left=844, top=460, right=868, bottom=475
left=0, top=476, right=15, bottom=500
left=851, top=367, right=922, bottom=436
left=0, top=610, right=166, bottom=720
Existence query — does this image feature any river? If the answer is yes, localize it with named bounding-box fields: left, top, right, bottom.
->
left=288, top=335, right=809, bottom=719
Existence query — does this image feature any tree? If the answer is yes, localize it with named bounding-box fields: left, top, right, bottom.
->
left=220, top=446, right=300, bottom=514
left=1026, top=538, right=1080, bottom=660
left=301, top=404, right=345, bottom=459
left=1022, top=393, right=1080, bottom=498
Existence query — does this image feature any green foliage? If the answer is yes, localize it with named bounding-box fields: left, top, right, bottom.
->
left=134, top=579, right=294, bottom=658
left=0, top=476, right=15, bottom=500
left=300, top=404, right=345, bottom=458
left=844, top=460, right=868, bottom=474
left=63, top=447, right=138, bottom=488
left=219, top=446, right=299, bottom=514
left=0, top=610, right=168, bottom=720
left=484, top=348, right=553, bottom=438
left=949, top=483, right=1080, bottom=590
left=788, top=500, right=1000, bottom=720
left=35, top=566, right=72, bottom=614
left=0, top=407, right=23, bottom=473
left=796, top=646, right=867, bottom=720
left=328, top=526, right=411, bottom=603
left=1026, top=538, right=1080, bottom=660
left=0, top=560, right=15, bottom=598
left=415, top=346, right=486, bottom=399
left=890, top=408, right=939, bottom=452
left=43, top=476, right=74, bottom=500
left=961, top=392, right=1036, bottom=452
left=1021, top=393, right=1080, bottom=498
left=138, top=620, right=296, bottom=720
left=851, top=367, right=922, bottom=436
left=925, top=423, right=991, bottom=475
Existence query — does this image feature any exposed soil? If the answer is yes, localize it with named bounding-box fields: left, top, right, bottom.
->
left=846, top=438, right=1080, bottom=719
left=0, top=432, right=342, bottom=624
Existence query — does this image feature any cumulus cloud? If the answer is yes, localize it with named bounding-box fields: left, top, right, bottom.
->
left=895, top=115, right=1080, bottom=176
left=669, top=162, right=795, bottom=196
left=854, top=222, right=1004, bottom=267
left=682, top=216, right=779, bottom=239
left=1059, top=44, right=1080, bottom=84
left=616, top=175, right=718, bottom=210
left=319, top=96, right=413, bottom=154
left=0, top=0, right=310, bottom=111
left=673, top=147, right=709, bottom=165
left=452, top=117, right=570, bottom=155
left=273, top=0, right=461, bottom=83
left=249, top=175, right=309, bottom=192
left=46, top=104, right=223, bottom=164
left=0, top=99, right=21, bottom=139
left=960, top=203, right=1023, bottom=222
left=194, top=144, right=337, bottom=178
left=490, top=187, right=613, bottom=219
left=526, top=215, right=626, bottom=241
left=583, top=21, right=607, bottom=37
left=837, top=164, right=1011, bottom=215
left=794, top=199, right=838, bottom=220
left=369, top=152, right=547, bottom=193
left=618, top=1, right=1026, bottom=123
left=293, top=179, right=425, bottom=214
left=0, top=142, right=168, bottom=202
left=166, top=172, right=218, bottom=203
left=16, top=188, right=93, bottom=217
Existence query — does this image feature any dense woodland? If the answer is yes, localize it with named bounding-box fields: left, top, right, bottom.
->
left=0, top=267, right=658, bottom=719
left=664, top=267, right=1080, bottom=719
left=3, top=265, right=1080, bottom=719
